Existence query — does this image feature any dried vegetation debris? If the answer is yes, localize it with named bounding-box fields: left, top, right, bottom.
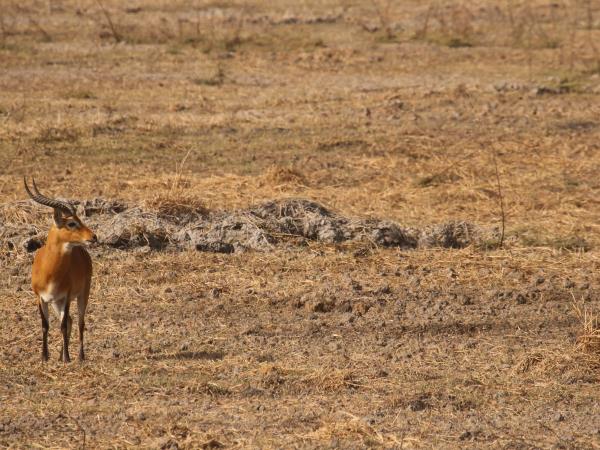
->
left=0, top=198, right=499, bottom=254
left=0, top=201, right=44, bottom=253
left=0, top=223, right=41, bottom=252
left=99, top=208, right=173, bottom=250
left=513, top=347, right=600, bottom=385
left=78, top=198, right=128, bottom=216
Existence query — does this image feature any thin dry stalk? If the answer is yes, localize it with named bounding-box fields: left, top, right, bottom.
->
left=567, top=6, right=578, bottom=70
left=145, top=148, right=210, bottom=218
left=171, top=148, right=193, bottom=193
left=0, top=18, right=4, bottom=45
left=95, top=0, right=122, bottom=43
left=524, top=7, right=534, bottom=80
left=370, top=0, right=395, bottom=39
left=416, top=4, right=434, bottom=40
left=27, top=16, right=51, bottom=41
left=506, top=0, right=518, bottom=43
left=12, top=4, right=51, bottom=41
left=491, top=151, right=505, bottom=248
left=583, top=0, right=600, bottom=70
left=585, top=0, right=593, bottom=31
left=68, top=415, right=87, bottom=450
left=0, top=8, right=10, bottom=43
left=226, top=7, right=246, bottom=50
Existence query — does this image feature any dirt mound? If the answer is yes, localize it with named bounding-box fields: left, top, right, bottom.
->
left=99, top=208, right=173, bottom=250
left=0, top=198, right=499, bottom=254
left=78, top=198, right=128, bottom=217
left=0, top=224, right=41, bottom=253
left=182, top=211, right=276, bottom=253
left=183, top=199, right=493, bottom=252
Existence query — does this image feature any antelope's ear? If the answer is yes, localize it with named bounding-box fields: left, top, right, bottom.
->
left=53, top=208, right=65, bottom=227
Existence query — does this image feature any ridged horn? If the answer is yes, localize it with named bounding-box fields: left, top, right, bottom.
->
left=24, top=177, right=76, bottom=216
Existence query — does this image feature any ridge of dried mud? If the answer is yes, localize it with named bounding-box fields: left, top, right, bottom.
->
left=1, top=198, right=500, bottom=254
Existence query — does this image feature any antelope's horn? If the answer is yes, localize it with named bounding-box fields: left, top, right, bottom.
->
left=24, top=177, right=76, bottom=215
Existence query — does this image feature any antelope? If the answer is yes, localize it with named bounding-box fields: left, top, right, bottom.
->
left=24, top=177, right=97, bottom=363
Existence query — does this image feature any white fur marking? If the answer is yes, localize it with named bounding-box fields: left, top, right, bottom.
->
left=63, top=242, right=86, bottom=253
left=51, top=300, right=66, bottom=321
left=40, top=282, right=65, bottom=304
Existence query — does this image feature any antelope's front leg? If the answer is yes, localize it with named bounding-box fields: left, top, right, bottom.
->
left=38, top=300, right=49, bottom=362
left=59, top=299, right=72, bottom=363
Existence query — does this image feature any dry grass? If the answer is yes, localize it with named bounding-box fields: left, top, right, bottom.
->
left=1, top=0, right=600, bottom=448
left=146, top=193, right=209, bottom=219
left=574, top=300, right=600, bottom=354
left=261, top=165, right=308, bottom=187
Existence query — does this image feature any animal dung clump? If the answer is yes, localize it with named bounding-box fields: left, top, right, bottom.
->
left=0, top=197, right=499, bottom=254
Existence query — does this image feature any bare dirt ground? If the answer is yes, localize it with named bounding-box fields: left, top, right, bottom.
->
left=1, top=0, right=600, bottom=448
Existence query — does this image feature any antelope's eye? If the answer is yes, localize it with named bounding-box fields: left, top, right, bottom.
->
left=66, top=221, right=78, bottom=229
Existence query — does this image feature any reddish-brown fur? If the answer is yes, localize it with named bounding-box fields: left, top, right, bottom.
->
left=32, top=222, right=94, bottom=299
left=32, top=212, right=96, bottom=362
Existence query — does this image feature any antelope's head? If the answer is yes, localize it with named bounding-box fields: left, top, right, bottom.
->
left=24, top=177, right=98, bottom=248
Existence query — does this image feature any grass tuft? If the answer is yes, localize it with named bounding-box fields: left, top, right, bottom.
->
left=574, top=302, right=600, bottom=354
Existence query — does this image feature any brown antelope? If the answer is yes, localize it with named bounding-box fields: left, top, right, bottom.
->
left=24, top=177, right=97, bottom=362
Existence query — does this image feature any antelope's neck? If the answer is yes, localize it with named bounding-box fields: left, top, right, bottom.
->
left=43, top=230, right=73, bottom=276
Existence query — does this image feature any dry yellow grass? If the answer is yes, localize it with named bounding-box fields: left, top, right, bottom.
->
left=1, top=0, right=600, bottom=448
left=575, top=300, right=600, bottom=354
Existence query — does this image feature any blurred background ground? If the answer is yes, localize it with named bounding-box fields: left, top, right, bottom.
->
left=1, top=1, right=600, bottom=448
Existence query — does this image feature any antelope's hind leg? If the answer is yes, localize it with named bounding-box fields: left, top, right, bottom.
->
left=38, top=299, right=49, bottom=362
left=54, top=299, right=72, bottom=363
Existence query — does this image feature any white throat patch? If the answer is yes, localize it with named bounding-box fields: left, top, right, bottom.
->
left=62, top=242, right=83, bottom=253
